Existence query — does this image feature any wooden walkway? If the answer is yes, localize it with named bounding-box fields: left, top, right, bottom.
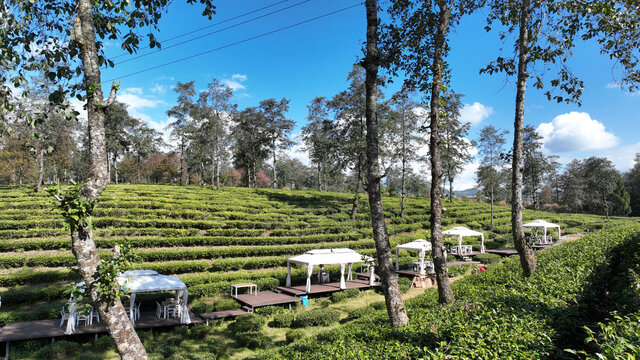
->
left=233, top=291, right=301, bottom=310
left=200, top=309, right=248, bottom=324
left=0, top=311, right=201, bottom=343
left=276, top=279, right=378, bottom=296
left=486, top=248, right=518, bottom=256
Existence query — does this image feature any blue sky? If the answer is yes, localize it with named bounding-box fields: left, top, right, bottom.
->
left=97, top=0, right=640, bottom=190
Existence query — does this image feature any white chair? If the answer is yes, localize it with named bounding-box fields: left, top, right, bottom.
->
left=59, top=308, right=70, bottom=327
left=91, top=308, right=100, bottom=324
left=133, top=302, right=141, bottom=321
left=165, top=302, right=180, bottom=319
left=155, top=301, right=164, bottom=318
left=76, top=311, right=91, bottom=326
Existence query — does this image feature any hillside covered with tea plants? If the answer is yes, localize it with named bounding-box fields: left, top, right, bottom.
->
left=0, top=184, right=637, bottom=330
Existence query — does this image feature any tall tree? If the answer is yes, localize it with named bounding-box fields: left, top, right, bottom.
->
left=197, top=79, right=236, bottom=188
left=582, top=157, right=619, bottom=219
left=167, top=81, right=197, bottom=185
left=439, top=92, right=473, bottom=203
left=232, top=107, right=270, bottom=187
left=476, top=125, right=508, bottom=226
left=610, top=176, right=632, bottom=217
left=259, top=98, right=294, bottom=189
left=329, top=66, right=372, bottom=220
left=625, top=154, right=640, bottom=216
left=302, top=97, right=340, bottom=191
left=105, top=102, right=138, bottom=184
left=2, top=0, right=216, bottom=357
left=387, top=88, right=426, bottom=217
left=385, top=0, right=479, bottom=304
left=364, top=0, right=409, bottom=327
left=522, top=125, right=554, bottom=210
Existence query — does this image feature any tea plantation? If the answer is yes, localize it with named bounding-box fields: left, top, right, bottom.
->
left=1, top=184, right=638, bottom=359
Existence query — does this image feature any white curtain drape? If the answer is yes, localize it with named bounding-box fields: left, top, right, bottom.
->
left=418, top=250, right=425, bottom=275
left=480, top=234, right=485, bottom=253
left=129, top=292, right=137, bottom=324
left=64, top=302, right=77, bottom=334
left=347, top=263, right=353, bottom=281
left=369, top=264, right=375, bottom=286
left=340, top=263, right=346, bottom=289
left=395, top=248, right=399, bottom=270
left=285, top=261, right=291, bottom=287
left=181, top=289, right=190, bottom=324
left=305, top=264, right=313, bottom=293
left=458, top=235, right=463, bottom=253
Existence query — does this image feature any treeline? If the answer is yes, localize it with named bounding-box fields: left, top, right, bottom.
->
left=1, top=68, right=637, bottom=217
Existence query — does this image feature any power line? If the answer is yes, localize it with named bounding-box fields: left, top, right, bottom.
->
left=115, top=0, right=311, bottom=66
left=106, top=2, right=363, bottom=82
left=111, top=0, right=292, bottom=60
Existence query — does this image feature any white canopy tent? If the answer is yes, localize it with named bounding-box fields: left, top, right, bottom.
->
left=523, top=220, right=561, bottom=241
left=443, top=226, right=485, bottom=253
left=65, top=270, right=190, bottom=334
left=285, top=248, right=375, bottom=293
left=394, top=239, right=432, bottom=274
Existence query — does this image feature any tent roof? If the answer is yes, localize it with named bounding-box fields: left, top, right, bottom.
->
left=443, top=226, right=483, bottom=237
left=396, top=239, right=432, bottom=252
left=523, top=219, right=560, bottom=228
left=117, top=271, right=186, bottom=293
left=288, top=248, right=373, bottom=266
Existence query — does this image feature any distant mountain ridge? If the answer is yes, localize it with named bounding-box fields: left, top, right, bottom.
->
left=455, top=188, right=478, bottom=197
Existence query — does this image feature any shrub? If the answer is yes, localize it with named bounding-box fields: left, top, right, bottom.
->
left=369, top=301, right=385, bottom=310
left=94, top=335, right=116, bottom=351
left=189, top=301, right=214, bottom=316
left=344, top=307, right=369, bottom=322
left=271, top=311, right=294, bottom=328
left=188, top=324, right=213, bottom=340
left=214, top=298, right=241, bottom=311
left=285, top=329, right=305, bottom=343
left=398, top=277, right=412, bottom=293
left=232, top=314, right=266, bottom=333
left=330, top=288, right=360, bottom=303
left=255, top=305, right=284, bottom=316
left=314, top=299, right=332, bottom=308
left=293, top=308, right=340, bottom=327
left=475, top=253, right=502, bottom=265
left=198, top=342, right=230, bottom=359
left=236, top=331, right=271, bottom=349
left=35, top=340, right=80, bottom=360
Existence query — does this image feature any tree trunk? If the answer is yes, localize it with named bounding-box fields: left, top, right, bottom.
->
left=449, top=173, right=453, bottom=204
left=512, top=0, right=536, bottom=277
left=70, top=1, right=148, bottom=358
left=179, top=138, right=184, bottom=185
left=272, top=143, right=277, bottom=189
left=36, top=147, right=45, bottom=192
left=400, top=116, right=407, bottom=218
left=490, top=187, right=494, bottom=226
left=113, top=154, right=119, bottom=185
left=364, top=0, right=408, bottom=326
left=351, top=164, right=362, bottom=221
left=429, top=1, right=455, bottom=305
left=215, top=160, right=220, bottom=189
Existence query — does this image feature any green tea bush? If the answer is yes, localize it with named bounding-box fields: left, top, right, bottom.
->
left=330, top=288, right=360, bottom=303
left=369, top=301, right=385, bottom=310
left=188, top=324, right=213, bottom=340
left=232, top=314, right=266, bottom=333
left=236, top=331, right=271, bottom=349
left=214, top=298, right=241, bottom=311
left=94, top=335, right=116, bottom=351
left=285, top=329, right=305, bottom=343
left=398, top=277, right=412, bottom=293
left=293, top=308, right=340, bottom=327
left=475, top=253, right=502, bottom=264
left=35, top=340, right=80, bottom=360
left=344, top=307, right=369, bottom=322
left=255, top=305, right=284, bottom=316
left=271, top=311, right=294, bottom=328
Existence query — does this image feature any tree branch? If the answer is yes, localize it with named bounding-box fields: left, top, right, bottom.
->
left=103, top=81, right=120, bottom=107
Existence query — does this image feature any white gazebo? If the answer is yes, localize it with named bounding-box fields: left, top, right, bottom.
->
left=285, top=248, right=375, bottom=293
left=394, top=239, right=432, bottom=274
left=65, top=270, right=190, bottom=334
left=523, top=220, right=561, bottom=243
left=443, top=226, right=485, bottom=254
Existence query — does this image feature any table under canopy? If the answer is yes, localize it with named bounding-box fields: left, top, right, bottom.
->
left=67, top=270, right=190, bottom=334
left=443, top=226, right=485, bottom=253
left=394, top=239, right=432, bottom=274
left=285, top=248, right=375, bottom=292
left=523, top=219, right=561, bottom=240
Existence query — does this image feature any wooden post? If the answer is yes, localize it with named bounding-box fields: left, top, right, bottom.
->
left=5, top=341, right=9, bottom=360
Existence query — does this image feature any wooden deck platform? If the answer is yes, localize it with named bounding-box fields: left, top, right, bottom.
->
left=276, top=279, right=378, bottom=296
left=486, top=248, right=519, bottom=256
left=232, top=291, right=301, bottom=309
left=0, top=310, right=201, bottom=343
left=451, top=251, right=482, bottom=258
left=200, top=309, right=248, bottom=323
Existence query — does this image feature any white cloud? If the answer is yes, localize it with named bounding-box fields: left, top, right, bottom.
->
left=126, top=87, right=143, bottom=95
left=536, top=111, right=620, bottom=153
left=149, top=83, right=168, bottom=95
left=453, top=160, right=480, bottom=191
left=601, top=142, right=640, bottom=171
left=459, top=102, right=494, bottom=125
left=231, top=74, right=247, bottom=82
left=69, top=98, right=87, bottom=121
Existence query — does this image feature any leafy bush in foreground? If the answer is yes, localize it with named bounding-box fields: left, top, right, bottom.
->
left=255, top=225, right=640, bottom=359
left=293, top=309, right=340, bottom=327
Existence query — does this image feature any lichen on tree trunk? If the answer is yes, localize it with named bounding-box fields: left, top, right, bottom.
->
left=512, top=0, right=536, bottom=277
left=70, top=0, right=148, bottom=357
left=429, top=0, right=455, bottom=305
